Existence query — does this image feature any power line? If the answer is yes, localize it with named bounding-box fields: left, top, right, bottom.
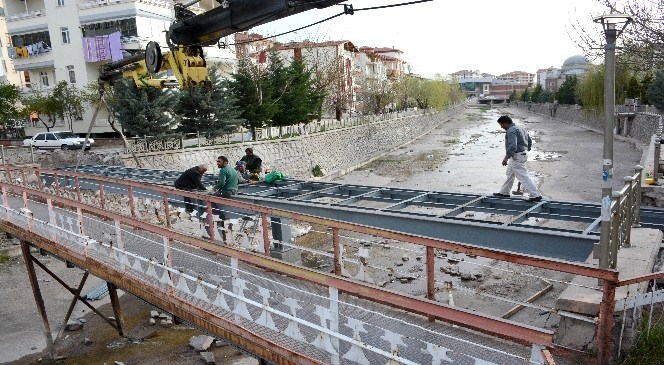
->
left=226, top=0, right=433, bottom=47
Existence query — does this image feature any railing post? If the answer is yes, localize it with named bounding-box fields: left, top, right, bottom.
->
left=98, top=181, right=105, bottom=209
left=597, top=278, right=617, bottom=365
left=206, top=201, right=215, bottom=242
left=332, top=227, right=341, bottom=276
left=197, top=131, right=201, bottom=147
left=261, top=212, right=271, bottom=256
left=36, top=169, right=43, bottom=191
left=0, top=145, right=5, bottom=165
left=74, top=176, right=81, bottom=201
left=654, top=136, right=661, bottom=184
left=47, top=197, right=56, bottom=242
left=633, top=165, right=643, bottom=227
left=426, top=246, right=435, bottom=322
left=623, top=177, right=633, bottom=248
left=599, top=195, right=612, bottom=270
left=610, top=192, right=621, bottom=269
left=29, top=145, right=35, bottom=164
left=162, top=192, right=171, bottom=228
left=127, top=185, right=135, bottom=218
left=54, top=173, right=60, bottom=196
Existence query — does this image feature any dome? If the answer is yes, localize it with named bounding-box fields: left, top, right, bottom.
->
left=562, top=55, right=589, bottom=68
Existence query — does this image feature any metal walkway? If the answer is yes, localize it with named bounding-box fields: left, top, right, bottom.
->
left=58, top=165, right=664, bottom=262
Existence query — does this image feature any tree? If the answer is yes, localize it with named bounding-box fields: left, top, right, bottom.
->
left=363, top=78, right=395, bottom=114
left=21, top=91, right=60, bottom=131
left=540, top=89, right=554, bottom=103
left=228, top=60, right=276, bottom=140
left=556, top=75, right=578, bottom=105
left=52, top=81, right=84, bottom=131
left=639, top=73, right=653, bottom=105
left=113, top=80, right=177, bottom=136
left=625, top=75, right=640, bottom=99
left=577, top=65, right=605, bottom=109
left=508, top=90, right=517, bottom=102
left=520, top=88, right=530, bottom=102
left=646, top=70, right=664, bottom=110
left=0, top=83, right=21, bottom=126
left=208, top=68, right=245, bottom=139
left=274, top=58, right=320, bottom=133
left=530, top=84, right=543, bottom=103
left=570, top=0, right=663, bottom=71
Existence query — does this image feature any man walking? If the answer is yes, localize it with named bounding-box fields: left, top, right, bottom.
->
left=493, top=115, right=542, bottom=202
left=173, top=164, right=207, bottom=214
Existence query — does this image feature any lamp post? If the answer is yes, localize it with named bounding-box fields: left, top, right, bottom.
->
left=594, top=14, right=632, bottom=270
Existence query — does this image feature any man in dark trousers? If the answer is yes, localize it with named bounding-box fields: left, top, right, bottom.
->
left=174, top=164, right=208, bottom=214
left=240, top=148, right=262, bottom=174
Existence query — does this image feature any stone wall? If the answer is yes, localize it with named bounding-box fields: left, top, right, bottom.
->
left=513, top=103, right=661, bottom=144
left=121, top=106, right=464, bottom=178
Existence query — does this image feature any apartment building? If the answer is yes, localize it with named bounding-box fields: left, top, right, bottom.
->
left=0, top=6, right=21, bottom=85
left=497, top=70, right=535, bottom=85
left=2, top=0, right=235, bottom=136
left=273, top=39, right=360, bottom=117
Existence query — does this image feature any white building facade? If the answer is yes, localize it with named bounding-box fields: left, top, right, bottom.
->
left=2, top=0, right=235, bottom=136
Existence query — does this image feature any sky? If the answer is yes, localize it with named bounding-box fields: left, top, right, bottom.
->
left=252, top=0, right=609, bottom=77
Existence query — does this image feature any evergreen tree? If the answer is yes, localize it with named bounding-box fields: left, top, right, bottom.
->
left=640, top=73, right=653, bottom=105
left=113, top=80, right=177, bottom=136
left=531, top=84, right=543, bottom=103
left=556, top=75, right=578, bottom=104
left=625, top=75, right=641, bottom=99
left=228, top=60, right=276, bottom=140
left=508, top=90, right=517, bottom=102
left=268, top=53, right=292, bottom=135
left=646, top=70, right=664, bottom=110
left=520, top=88, right=530, bottom=102
left=209, top=72, right=245, bottom=138
left=540, top=90, right=554, bottom=103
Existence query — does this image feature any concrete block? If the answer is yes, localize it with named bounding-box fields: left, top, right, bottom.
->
left=189, top=335, right=214, bottom=351
left=200, top=351, right=215, bottom=364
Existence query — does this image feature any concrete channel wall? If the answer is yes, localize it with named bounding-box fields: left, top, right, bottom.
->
left=121, top=105, right=465, bottom=179
left=513, top=103, right=661, bottom=145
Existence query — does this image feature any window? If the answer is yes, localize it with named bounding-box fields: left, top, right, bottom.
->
left=61, top=27, right=70, bottom=44
left=40, top=71, right=49, bottom=87
left=67, top=65, right=76, bottom=83
left=45, top=134, right=57, bottom=141
left=57, top=0, right=65, bottom=6
left=36, top=134, right=46, bottom=141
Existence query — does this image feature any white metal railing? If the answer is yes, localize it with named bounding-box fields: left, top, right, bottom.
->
left=5, top=9, right=46, bottom=22
left=605, top=165, right=644, bottom=268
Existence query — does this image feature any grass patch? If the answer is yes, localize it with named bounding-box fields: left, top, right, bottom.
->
left=0, top=252, right=9, bottom=264
left=479, top=105, right=492, bottom=112
left=618, top=322, right=664, bottom=365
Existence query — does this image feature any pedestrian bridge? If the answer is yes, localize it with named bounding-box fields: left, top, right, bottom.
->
left=2, top=165, right=661, bottom=364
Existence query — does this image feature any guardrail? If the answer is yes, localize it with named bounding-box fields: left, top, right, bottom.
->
left=0, top=164, right=622, bottom=364
left=600, top=166, right=644, bottom=269
left=125, top=135, right=184, bottom=154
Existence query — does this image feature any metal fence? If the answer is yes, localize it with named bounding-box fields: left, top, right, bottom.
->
left=0, top=164, right=629, bottom=364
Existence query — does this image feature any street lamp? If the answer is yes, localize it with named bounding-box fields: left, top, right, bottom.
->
left=594, top=13, right=632, bottom=270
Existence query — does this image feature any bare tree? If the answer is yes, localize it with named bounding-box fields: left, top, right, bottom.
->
left=569, top=0, right=663, bottom=71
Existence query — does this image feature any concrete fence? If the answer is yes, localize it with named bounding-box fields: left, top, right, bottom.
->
left=120, top=105, right=465, bottom=179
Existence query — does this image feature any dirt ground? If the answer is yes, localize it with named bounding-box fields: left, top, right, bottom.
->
left=0, top=104, right=647, bottom=364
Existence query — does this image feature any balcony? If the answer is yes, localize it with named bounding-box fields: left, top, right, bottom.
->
left=5, top=9, right=48, bottom=34
left=78, top=0, right=173, bottom=23
left=12, top=50, right=55, bottom=72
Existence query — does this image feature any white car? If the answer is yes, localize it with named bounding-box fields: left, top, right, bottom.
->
left=23, top=131, right=95, bottom=150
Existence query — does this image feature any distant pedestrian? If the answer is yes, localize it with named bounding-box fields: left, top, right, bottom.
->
left=173, top=164, right=207, bottom=214
left=240, top=148, right=262, bottom=174
left=493, top=115, right=542, bottom=202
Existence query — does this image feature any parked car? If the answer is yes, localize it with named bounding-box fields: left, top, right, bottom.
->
left=23, top=131, right=95, bottom=150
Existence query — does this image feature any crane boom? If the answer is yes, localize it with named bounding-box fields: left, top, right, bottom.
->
left=100, top=0, right=346, bottom=88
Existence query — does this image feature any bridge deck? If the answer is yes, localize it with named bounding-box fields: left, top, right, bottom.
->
left=58, top=165, right=664, bottom=262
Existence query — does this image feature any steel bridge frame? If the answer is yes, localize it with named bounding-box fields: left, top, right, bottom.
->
left=0, top=165, right=625, bottom=364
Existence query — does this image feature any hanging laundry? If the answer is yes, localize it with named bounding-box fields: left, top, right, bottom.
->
left=96, top=35, right=110, bottom=61
left=7, top=47, right=17, bottom=59
left=108, top=32, right=123, bottom=62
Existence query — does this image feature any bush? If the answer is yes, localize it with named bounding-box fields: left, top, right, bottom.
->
left=312, top=164, right=324, bottom=177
